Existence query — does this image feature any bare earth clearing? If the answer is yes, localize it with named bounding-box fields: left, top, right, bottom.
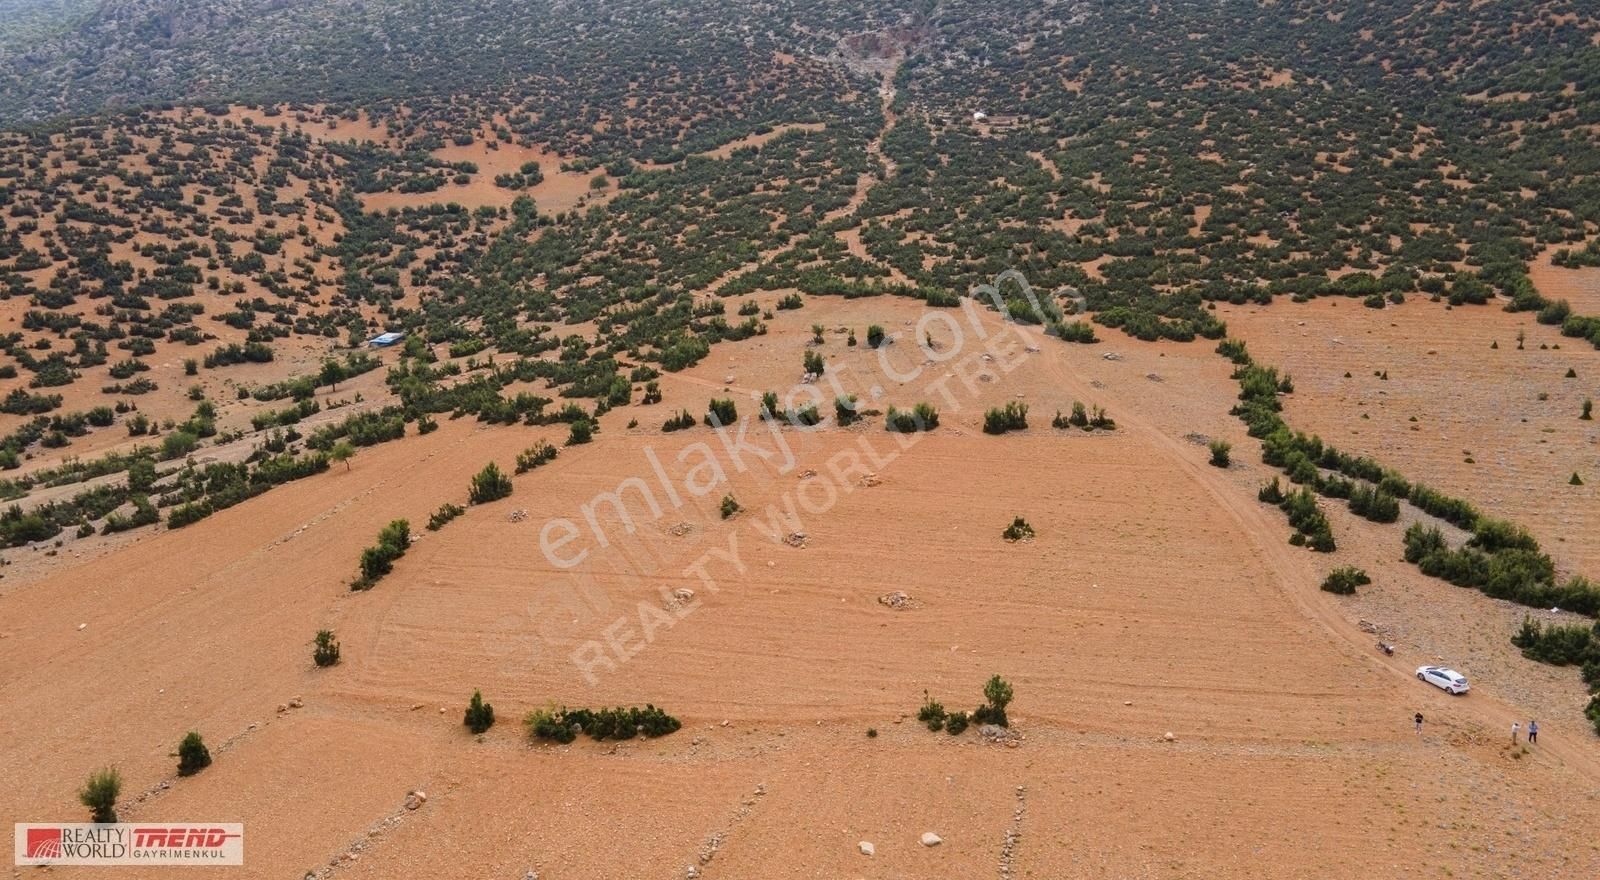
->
left=3, top=298, right=1599, bottom=878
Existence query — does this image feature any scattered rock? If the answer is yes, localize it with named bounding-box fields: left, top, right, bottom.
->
left=920, top=832, right=943, bottom=847
left=1102, top=352, right=1122, bottom=361
left=878, top=591, right=914, bottom=610
left=403, top=790, right=426, bottom=810
left=1357, top=619, right=1379, bottom=634
left=979, top=724, right=1025, bottom=746
left=523, top=871, right=539, bottom=880
left=783, top=532, right=808, bottom=549
left=289, top=696, right=303, bottom=709
left=665, top=587, right=696, bottom=611
left=1163, top=731, right=1177, bottom=742
left=507, top=509, right=528, bottom=523
left=857, top=472, right=882, bottom=488
left=667, top=522, right=694, bottom=537
left=858, top=841, right=875, bottom=856
left=1145, top=372, right=1164, bottom=382
left=797, top=469, right=817, bottom=479
left=77, top=623, right=87, bottom=631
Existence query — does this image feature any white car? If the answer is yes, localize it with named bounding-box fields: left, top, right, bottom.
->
left=1417, top=666, right=1470, bottom=695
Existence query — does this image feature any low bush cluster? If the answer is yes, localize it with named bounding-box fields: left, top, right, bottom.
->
left=427, top=502, right=465, bottom=531
left=1051, top=401, right=1114, bottom=430
left=917, top=675, right=1014, bottom=735
left=885, top=403, right=939, bottom=433
left=525, top=704, right=681, bottom=743
left=1280, top=487, right=1336, bottom=551
left=515, top=441, right=558, bottom=474
left=1320, top=567, right=1371, bottom=595
left=353, top=519, right=411, bottom=590
left=983, top=402, right=1029, bottom=434
left=662, top=409, right=696, bottom=431
left=1404, top=522, right=1600, bottom=616
left=468, top=463, right=513, bottom=504
left=705, top=398, right=738, bottom=427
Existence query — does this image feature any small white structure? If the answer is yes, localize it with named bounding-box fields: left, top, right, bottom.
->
left=973, top=110, right=989, bottom=122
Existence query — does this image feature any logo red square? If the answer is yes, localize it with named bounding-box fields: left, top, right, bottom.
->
left=25, top=827, right=63, bottom=859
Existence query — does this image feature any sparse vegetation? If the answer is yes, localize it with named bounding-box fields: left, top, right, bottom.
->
left=79, top=767, right=121, bottom=824
left=1320, top=567, right=1371, bottom=595
left=353, top=519, right=411, bottom=590
left=515, top=441, right=558, bottom=474
left=468, top=463, right=514, bottom=504
left=177, top=731, right=212, bottom=776
left=464, top=690, right=496, bottom=734
left=917, top=676, right=1014, bottom=735
left=706, top=398, right=738, bottom=427
left=983, top=402, right=1029, bottom=435
left=720, top=494, right=740, bottom=519
left=525, top=705, right=681, bottom=744
left=428, top=502, right=466, bottom=531
left=313, top=630, right=341, bottom=667
left=1208, top=440, right=1232, bottom=468
left=885, top=403, right=939, bottom=433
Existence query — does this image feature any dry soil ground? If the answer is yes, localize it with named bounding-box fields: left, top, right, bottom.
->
left=4, top=296, right=1600, bottom=879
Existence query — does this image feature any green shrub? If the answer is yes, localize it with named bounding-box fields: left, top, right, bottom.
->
left=354, top=519, right=411, bottom=589
left=428, top=502, right=465, bottom=531
left=1258, top=477, right=1285, bottom=504
left=705, top=398, right=738, bottom=427
left=720, top=494, right=740, bottom=519
left=1512, top=617, right=1596, bottom=666
left=313, top=630, right=341, bottom=667
left=566, top=419, right=594, bottom=445
left=760, top=391, right=780, bottom=420
left=662, top=409, right=696, bottom=431
left=917, top=691, right=947, bottom=731
left=515, top=441, right=558, bottom=473
left=983, top=402, right=1029, bottom=434
left=468, top=463, right=513, bottom=503
left=1208, top=440, right=1231, bottom=468
left=464, top=690, right=496, bottom=734
left=785, top=404, right=821, bottom=427
left=834, top=395, right=860, bottom=426
left=803, top=349, right=825, bottom=375
left=866, top=325, right=886, bottom=348
left=525, top=704, right=681, bottom=743
left=944, top=711, right=970, bottom=735
left=177, top=731, right=212, bottom=776
left=1583, top=399, right=1593, bottom=420
left=79, top=767, right=121, bottom=823
left=1320, top=567, right=1371, bottom=595
left=886, top=403, right=938, bottom=433
left=1348, top=484, right=1400, bottom=523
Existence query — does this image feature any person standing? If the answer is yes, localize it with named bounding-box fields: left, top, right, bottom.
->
left=1414, top=712, right=1424, bottom=734
left=1511, top=721, right=1520, bottom=744
left=1528, top=719, right=1538, bottom=744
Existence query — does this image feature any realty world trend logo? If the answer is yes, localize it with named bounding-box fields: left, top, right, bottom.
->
left=15, top=823, right=244, bottom=866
